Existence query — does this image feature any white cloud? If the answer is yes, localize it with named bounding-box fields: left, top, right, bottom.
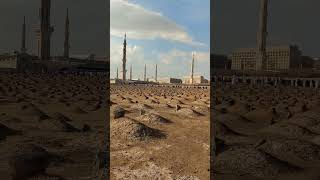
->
left=156, top=49, right=210, bottom=78
left=110, top=39, right=146, bottom=79
left=158, top=49, right=209, bottom=65
left=110, top=0, right=204, bottom=46
left=110, top=43, right=210, bottom=79
left=110, top=41, right=145, bottom=65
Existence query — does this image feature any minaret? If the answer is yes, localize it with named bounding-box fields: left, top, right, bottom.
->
left=64, top=8, right=70, bottom=59
left=21, top=16, right=27, bottom=54
left=155, top=64, right=158, bottom=82
left=144, top=64, right=147, bottom=81
left=34, top=8, right=41, bottom=57
left=256, top=0, right=268, bottom=71
left=122, top=33, right=127, bottom=81
left=191, top=52, right=195, bottom=84
left=40, top=0, right=54, bottom=60
left=116, top=67, right=119, bottom=79
left=130, top=65, right=132, bottom=80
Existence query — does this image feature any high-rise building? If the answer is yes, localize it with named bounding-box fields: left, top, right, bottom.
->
left=231, top=45, right=301, bottom=71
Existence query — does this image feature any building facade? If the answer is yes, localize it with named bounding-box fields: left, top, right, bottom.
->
left=231, top=45, right=301, bottom=71
left=158, top=78, right=182, bottom=84
left=184, top=75, right=208, bottom=84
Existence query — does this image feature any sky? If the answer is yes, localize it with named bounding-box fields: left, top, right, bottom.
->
left=0, top=0, right=107, bottom=58
left=213, top=0, right=320, bottom=57
left=110, top=0, right=210, bottom=80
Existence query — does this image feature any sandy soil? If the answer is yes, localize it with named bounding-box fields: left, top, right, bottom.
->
left=110, top=85, right=210, bottom=180
left=0, top=72, right=107, bottom=180
left=212, top=83, right=320, bottom=180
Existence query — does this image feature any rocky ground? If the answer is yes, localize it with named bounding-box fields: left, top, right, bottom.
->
left=0, top=72, right=108, bottom=180
left=212, top=83, right=320, bottom=180
left=110, top=85, right=210, bottom=180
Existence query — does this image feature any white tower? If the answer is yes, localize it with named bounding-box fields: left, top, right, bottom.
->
left=191, top=52, right=195, bottom=84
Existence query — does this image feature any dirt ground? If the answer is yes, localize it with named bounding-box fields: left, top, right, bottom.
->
left=212, top=83, right=320, bottom=180
left=0, top=72, right=210, bottom=179
left=0, top=72, right=107, bottom=180
left=110, top=85, right=210, bottom=180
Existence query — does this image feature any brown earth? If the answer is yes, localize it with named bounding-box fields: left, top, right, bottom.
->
left=0, top=72, right=107, bottom=180
left=110, top=85, right=210, bottom=180
left=213, top=83, right=320, bottom=180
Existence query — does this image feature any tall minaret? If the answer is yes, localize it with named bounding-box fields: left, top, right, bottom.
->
left=35, top=10, right=41, bottom=57
left=64, top=8, right=70, bottom=59
left=191, top=52, right=195, bottom=84
left=155, top=64, right=158, bottom=82
left=122, top=33, right=127, bottom=81
left=144, top=64, right=147, bottom=81
left=256, top=0, right=268, bottom=71
left=21, top=16, right=27, bottom=54
left=130, top=64, right=132, bottom=80
left=116, top=67, right=119, bottom=79
left=40, top=0, right=54, bottom=60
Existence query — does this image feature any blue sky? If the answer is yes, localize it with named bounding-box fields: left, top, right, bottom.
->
left=110, top=0, right=210, bottom=80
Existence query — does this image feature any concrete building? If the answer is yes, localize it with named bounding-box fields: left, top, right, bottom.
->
left=184, top=75, right=209, bottom=84
left=148, top=78, right=157, bottom=83
left=158, top=77, right=182, bottom=84
left=0, top=53, right=108, bottom=73
left=231, top=45, right=301, bottom=71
